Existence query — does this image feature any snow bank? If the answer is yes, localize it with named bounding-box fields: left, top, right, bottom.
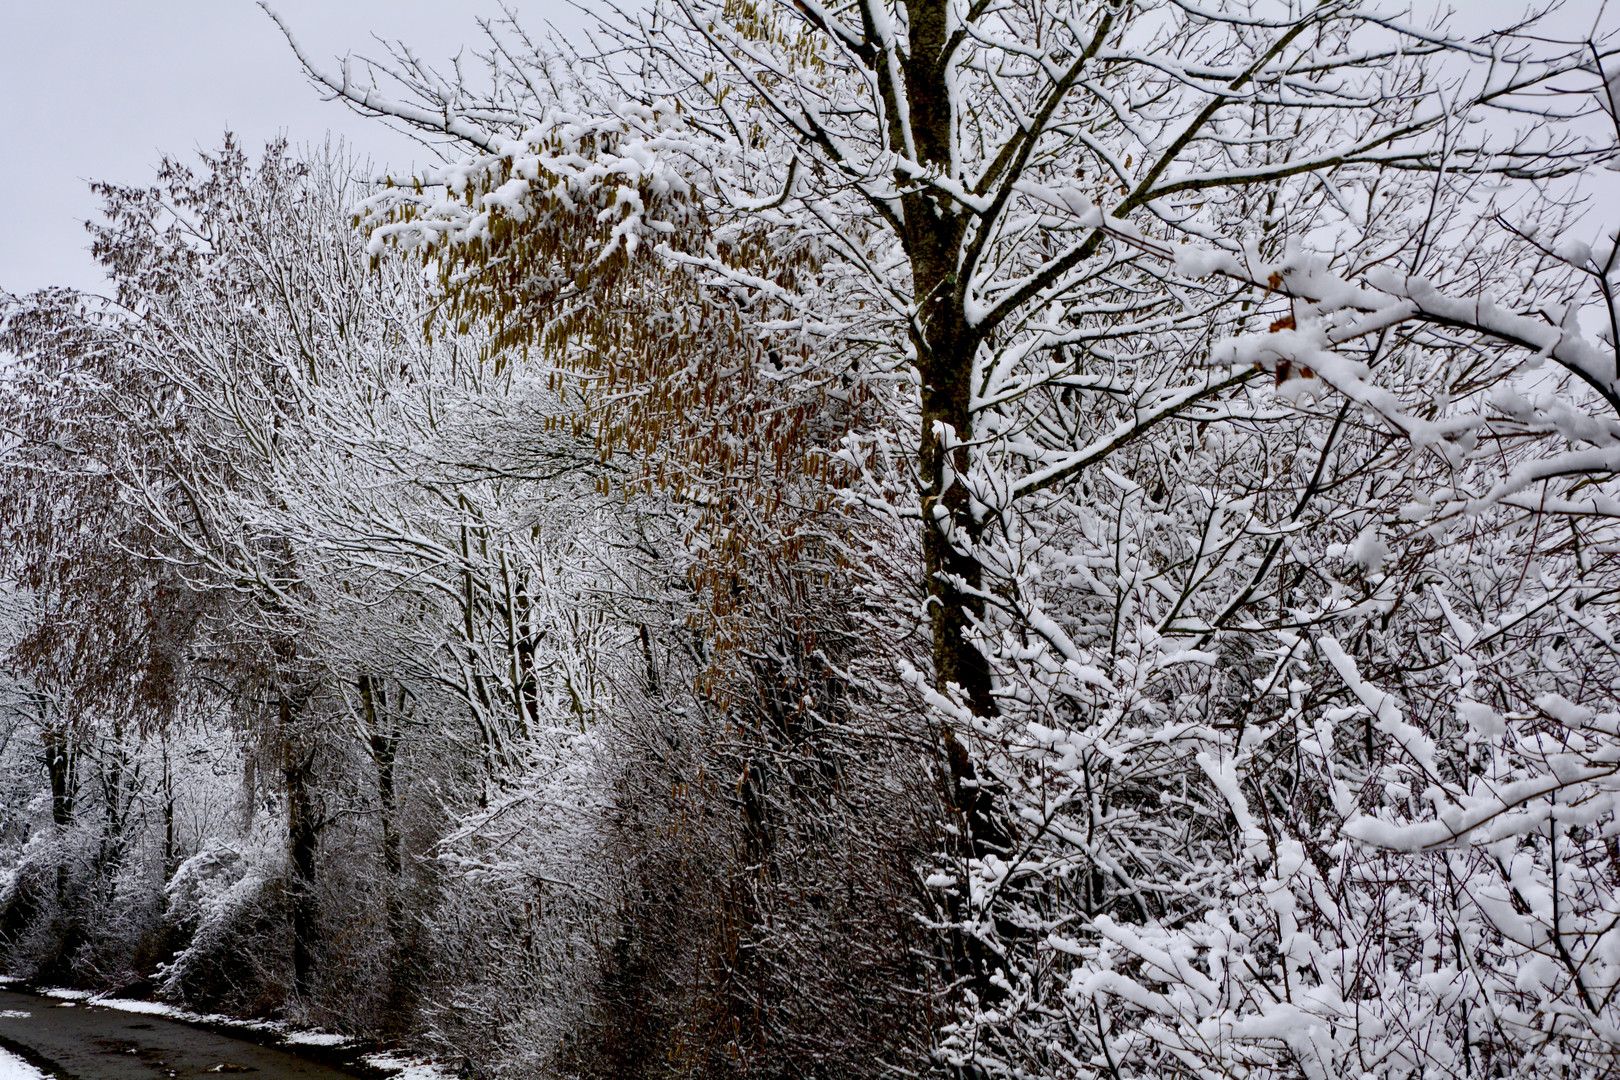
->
left=0, top=1049, right=47, bottom=1080
left=282, top=1032, right=353, bottom=1047
left=363, top=1052, right=456, bottom=1080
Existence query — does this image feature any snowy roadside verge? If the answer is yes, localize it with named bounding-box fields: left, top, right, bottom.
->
left=0, top=1046, right=49, bottom=1080
left=29, top=988, right=452, bottom=1080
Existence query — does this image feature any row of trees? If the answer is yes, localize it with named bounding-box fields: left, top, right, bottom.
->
left=3, top=0, right=1620, bottom=1075
left=0, top=137, right=940, bottom=1073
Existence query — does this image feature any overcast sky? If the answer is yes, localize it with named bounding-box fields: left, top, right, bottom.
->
left=0, top=0, right=1607, bottom=299
left=0, top=1, right=593, bottom=297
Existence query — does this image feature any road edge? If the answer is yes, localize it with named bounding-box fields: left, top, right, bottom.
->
left=2, top=986, right=405, bottom=1080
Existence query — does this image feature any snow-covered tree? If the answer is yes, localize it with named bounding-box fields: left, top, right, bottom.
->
left=0, top=140, right=630, bottom=1031
left=267, top=0, right=1620, bottom=1074
left=5, top=0, right=1620, bottom=1073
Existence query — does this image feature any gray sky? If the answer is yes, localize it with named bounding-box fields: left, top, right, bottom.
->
left=0, top=1, right=592, bottom=297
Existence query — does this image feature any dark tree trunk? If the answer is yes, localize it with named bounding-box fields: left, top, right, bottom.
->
left=96, top=724, right=132, bottom=883
left=42, top=719, right=76, bottom=909
left=161, top=740, right=179, bottom=880
left=359, top=676, right=403, bottom=882
left=894, top=0, right=1019, bottom=1004
left=43, top=727, right=75, bottom=830
left=897, top=0, right=996, bottom=723
left=360, top=675, right=416, bottom=1030
left=281, top=694, right=319, bottom=1002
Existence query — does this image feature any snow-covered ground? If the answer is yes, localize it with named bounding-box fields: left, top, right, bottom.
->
left=0, top=1048, right=48, bottom=1080
left=282, top=1032, right=354, bottom=1047
left=360, top=1052, right=450, bottom=1080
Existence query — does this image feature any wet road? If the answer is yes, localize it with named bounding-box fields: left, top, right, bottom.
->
left=0, top=991, right=357, bottom=1080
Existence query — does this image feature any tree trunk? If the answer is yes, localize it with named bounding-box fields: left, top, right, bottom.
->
left=281, top=694, right=319, bottom=1002
left=359, top=676, right=403, bottom=881
left=42, top=717, right=76, bottom=908
left=899, top=0, right=1013, bottom=883
left=898, top=0, right=996, bottom=723
left=161, top=739, right=179, bottom=880
left=43, top=727, right=75, bottom=830
left=360, top=675, right=414, bottom=1029
left=96, top=723, right=131, bottom=883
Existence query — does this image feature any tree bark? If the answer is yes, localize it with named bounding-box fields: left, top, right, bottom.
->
left=161, top=739, right=179, bottom=881
left=359, top=675, right=403, bottom=881
left=899, top=0, right=996, bottom=723
left=43, top=728, right=75, bottom=830
left=42, top=715, right=76, bottom=908
left=281, top=693, right=319, bottom=1002
left=360, top=674, right=415, bottom=1028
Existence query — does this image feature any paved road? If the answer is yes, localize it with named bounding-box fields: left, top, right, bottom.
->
left=0, top=991, right=357, bottom=1080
